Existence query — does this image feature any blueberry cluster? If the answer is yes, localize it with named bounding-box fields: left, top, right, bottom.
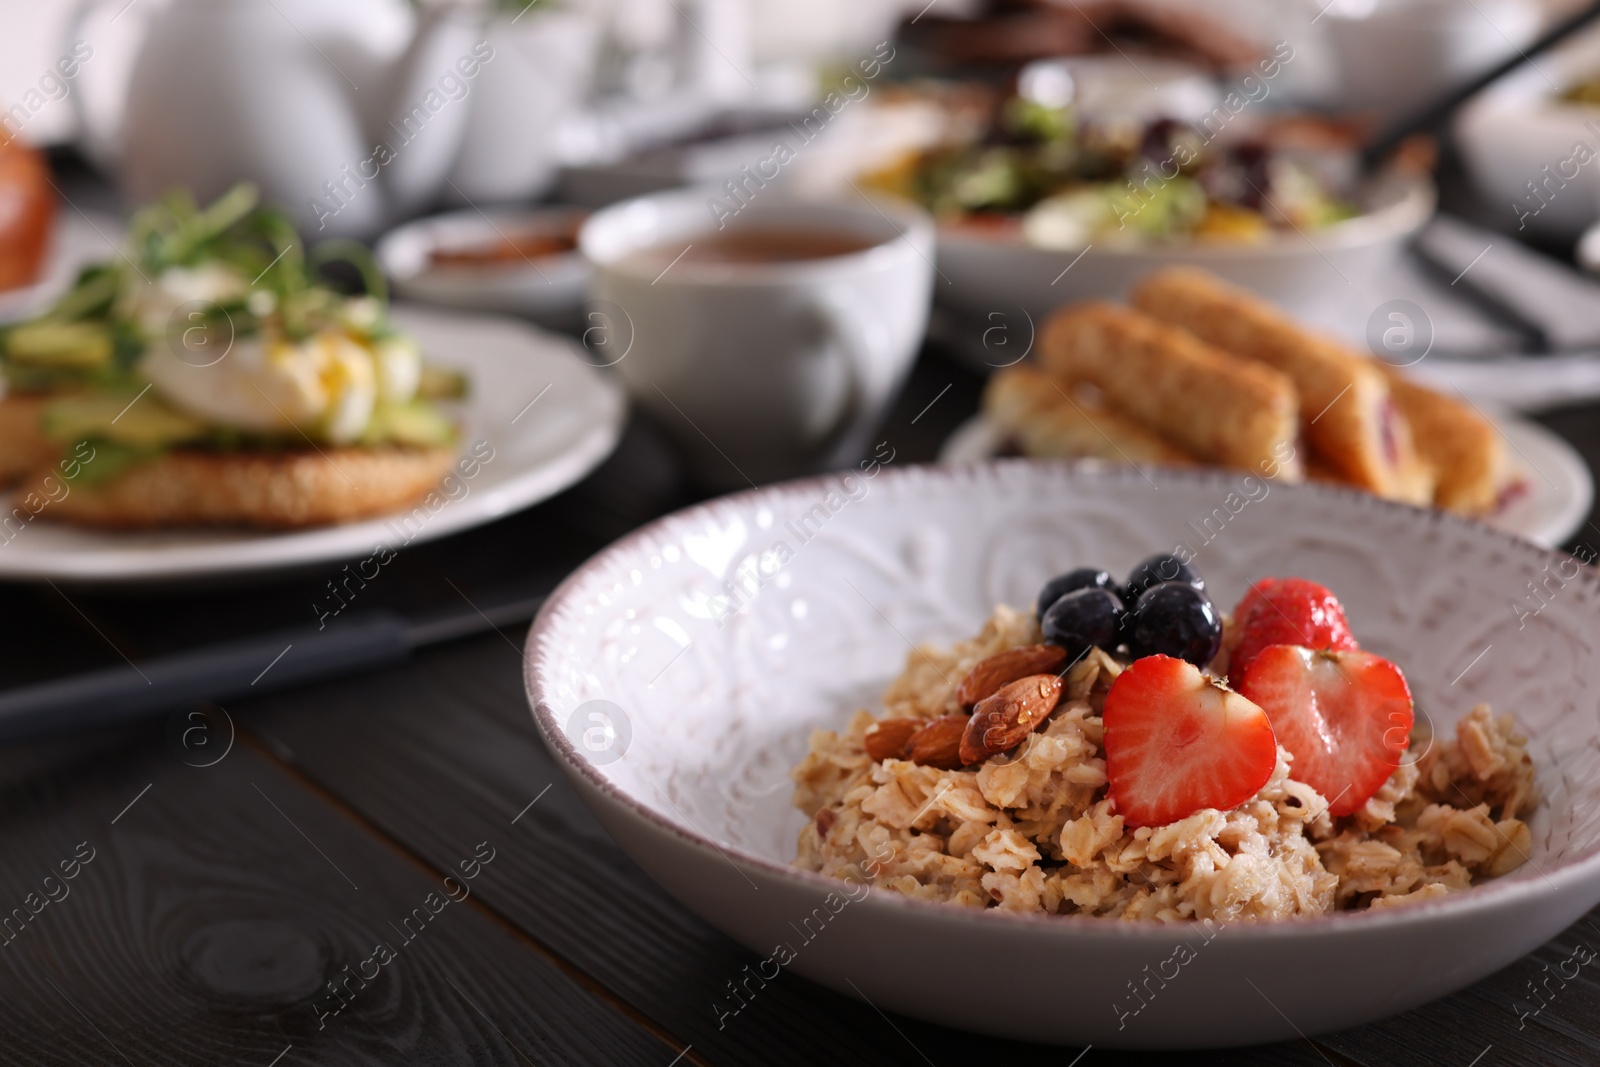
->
left=1035, top=554, right=1222, bottom=667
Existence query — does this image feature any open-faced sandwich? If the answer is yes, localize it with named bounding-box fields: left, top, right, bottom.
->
left=0, top=185, right=463, bottom=529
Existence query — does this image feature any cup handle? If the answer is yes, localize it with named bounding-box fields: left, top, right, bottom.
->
left=802, top=294, right=870, bottom=460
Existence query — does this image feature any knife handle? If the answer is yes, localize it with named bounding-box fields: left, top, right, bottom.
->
left=0, top=612, right=413, bottom=743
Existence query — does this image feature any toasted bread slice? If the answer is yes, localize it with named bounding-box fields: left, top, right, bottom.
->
left=983, top=364, right=1196, bottom=466
left=20, top=445, right=457, bottom=529
left=1038, top=302, right=1302, bottom=478
left=0, top=393, right=60, bottom=486
left=1132, top=268, right=1429, bottom=503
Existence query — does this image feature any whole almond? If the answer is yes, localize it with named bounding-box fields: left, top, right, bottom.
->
left=904, top=715, right=969, bottom=769
left=955, top=644, right=1068, bottom=707
left=960, top=674, right=1063, bottom=764
left=863, top=718, right=923, bottom=762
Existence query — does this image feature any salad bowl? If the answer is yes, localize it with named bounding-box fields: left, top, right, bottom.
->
left=935, top=170, right=1434, bottom=324
left=848, top=55, right=1437, bottom=324
left=526, top=460, right=1600, bottom=1048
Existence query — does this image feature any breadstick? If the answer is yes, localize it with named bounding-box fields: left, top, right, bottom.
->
left=1037, top=302, right=1301, bottom=478
left=983, top=364, right=1195, bottom=466
left=1132, top=267, right=1426, bottom=502
left=1380, top=367, right=1505, bottom=514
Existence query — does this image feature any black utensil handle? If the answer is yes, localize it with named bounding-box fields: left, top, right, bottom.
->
left=0, top=612, right=413, bottom=743
left=1363, top=0, right=1600, bottom=168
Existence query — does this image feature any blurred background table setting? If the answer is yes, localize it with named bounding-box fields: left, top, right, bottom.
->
left=6, top=0, right=1600, bottom=1062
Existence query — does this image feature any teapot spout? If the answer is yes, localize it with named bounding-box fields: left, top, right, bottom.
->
left=373, top=3, right=484, bottom=214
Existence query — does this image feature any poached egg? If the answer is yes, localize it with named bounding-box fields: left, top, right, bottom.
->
left=137, top=270, right=421, bottom=444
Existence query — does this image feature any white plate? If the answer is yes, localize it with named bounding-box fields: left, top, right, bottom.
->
left=939, top=413, right=1594, bottom=549
left=0, top=209, right=122, bottom=324
left=527, top=462, right=1600, bottom=1047
left=375, top=207, right=589, bottom=333
left=0, top=305, right=625, bottom=582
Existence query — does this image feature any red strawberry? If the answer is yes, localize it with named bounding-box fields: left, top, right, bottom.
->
left=1230, top=577, right=1358, bottom=679
left=1103, top=655, right=1278, bottom=828
left=1234, top=645, right=1413, bottom=817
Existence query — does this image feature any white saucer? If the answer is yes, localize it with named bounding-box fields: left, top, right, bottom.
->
left=0, top=305, right=626, bottom=582
left=939, top=413, right=1593, bottom=549
left=375, top=207, right=589, bottom=333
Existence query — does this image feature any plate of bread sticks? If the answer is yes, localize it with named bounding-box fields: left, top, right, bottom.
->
left=943, top=267, right=1592, bottom=548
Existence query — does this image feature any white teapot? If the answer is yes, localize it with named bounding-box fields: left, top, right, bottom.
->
left=70, top=0, right=482, bottom=237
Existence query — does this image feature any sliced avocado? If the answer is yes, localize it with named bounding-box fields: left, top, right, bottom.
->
left=42, top=391, right=213, bottom=449
left=2, top=365, right=96, bottom=392
left=417, top=364, right=468, bottom=400
left=63, top=440, right=161, bottom=487
left=2, top=363, right=144, bottom=394
left=362, top=401, right=457, bottom=448
left=5, top=321, right=114, bottom=369
left=49, top=265, right=121, bottom=321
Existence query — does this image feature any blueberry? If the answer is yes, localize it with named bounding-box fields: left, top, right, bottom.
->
left=1126, top=582, right=1222, bottom=667
left=1041, top=587, right=1125, bottom=661
left=1036, top=568, right=1115, bottom=618
left=1121, top=553, right=1205, bottom=606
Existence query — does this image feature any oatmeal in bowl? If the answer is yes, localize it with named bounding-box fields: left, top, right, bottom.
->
left=793, top=558, right=1539, bottom=923
left=528, top=462, right=1600, bottom=1047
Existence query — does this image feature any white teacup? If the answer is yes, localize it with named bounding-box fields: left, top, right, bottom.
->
left=579, top=188, right=935, bottom=487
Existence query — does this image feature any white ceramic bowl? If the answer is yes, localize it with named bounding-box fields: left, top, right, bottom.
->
left=526, top=461, right=1600, bottom=1049
left=1319, top=0, right=1540, bottom=126
left=1456, top=28, right=1600, bottom=240
left=935, top=172, right=1435, bottom=323
left=375, top=207, right=589, bottom=332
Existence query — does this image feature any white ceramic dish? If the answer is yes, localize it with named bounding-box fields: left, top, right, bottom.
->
left=0, top=305, right=624, bottom=582
left=0, top=210, right=122, bottom=325
left=527, top=461, right=1600, bottom=1049
left=1577, top=216, right=1600, bottom=274
left=1318, top=0, right=1539, bottom=127
left=938, top=412, right=1594, bottom=550
left=375, top=207, right=589, bottom=332
left=1456, top=28, right=1600, bottom=240
left=934, top=173, right=1435, bottom=323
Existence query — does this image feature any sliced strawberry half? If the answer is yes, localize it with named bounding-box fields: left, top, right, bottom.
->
left=1234, top=645, right=1413, bottom=817
left=1230, top=577, right=1358, bottom=680
left=1103, top=655, right=1278, bottom=828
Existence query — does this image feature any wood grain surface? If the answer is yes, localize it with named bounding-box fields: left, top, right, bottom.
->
left=0, top=343, right=1595, bottom=1065
left=0, top=729, right=678, bottom=1065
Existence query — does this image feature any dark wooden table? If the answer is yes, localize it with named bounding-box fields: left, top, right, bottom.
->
left=2, top=332, right=1599, bottom=1066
